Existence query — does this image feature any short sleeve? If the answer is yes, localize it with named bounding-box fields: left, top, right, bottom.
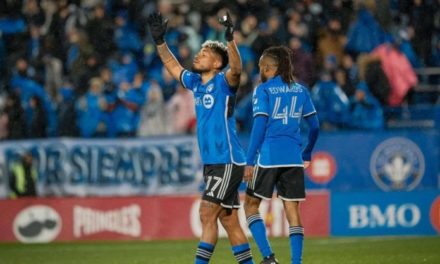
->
left=302, top=88, right=316, bottom=117
left=252, top=85, right=269, bottom=117
left=180, top=70, right=198, bottom=90
left=220, top=72, right=235, bottom=96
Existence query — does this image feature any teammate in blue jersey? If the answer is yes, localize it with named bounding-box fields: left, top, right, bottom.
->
left=148, top=12, right=254, bottom=264
left=244, top=46, right=320, bottom=264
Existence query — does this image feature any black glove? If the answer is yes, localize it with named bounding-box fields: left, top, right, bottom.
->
left=147, top=12, right=168, bottom=45
left=218, top=12, right=234, bottom=42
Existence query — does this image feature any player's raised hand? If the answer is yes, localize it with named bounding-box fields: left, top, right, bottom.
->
left=218, top=11, right=234, bottom=41
left=147, top=12, right=168, bottom=45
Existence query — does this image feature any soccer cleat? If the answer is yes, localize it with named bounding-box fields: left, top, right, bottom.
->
left=260, top=254, right=279, bottom=264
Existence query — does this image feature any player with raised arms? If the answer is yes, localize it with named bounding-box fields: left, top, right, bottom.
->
left=244, top=46, right=320, bottom=264
left=147, top=12, right=254, bottom=264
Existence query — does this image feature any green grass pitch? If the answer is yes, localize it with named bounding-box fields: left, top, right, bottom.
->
left=1, top=236, right=439, bottom=264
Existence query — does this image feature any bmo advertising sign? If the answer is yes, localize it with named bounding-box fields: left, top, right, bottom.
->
left=331, top=191, right=440, bottom=236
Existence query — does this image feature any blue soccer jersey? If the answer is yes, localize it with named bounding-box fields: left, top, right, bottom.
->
left=180, top=70, right=246, bottom=165
left=252, top=76, right=316, bottom=167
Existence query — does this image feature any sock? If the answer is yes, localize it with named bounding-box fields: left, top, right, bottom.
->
left=289, top=226, right=304, bottom=264
left=232, top=243, right=254, bottom=264
left=247, top=214, right=273, bottom=258
left=195, top=241, right=215, bottom=264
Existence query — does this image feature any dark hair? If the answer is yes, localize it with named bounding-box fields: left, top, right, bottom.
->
left=262, top=46, right=295, bottom=83
left=202, top=40, right=229, bottom=70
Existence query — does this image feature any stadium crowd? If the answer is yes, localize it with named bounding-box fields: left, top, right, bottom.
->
left=0, top=0, right=439, bottom=139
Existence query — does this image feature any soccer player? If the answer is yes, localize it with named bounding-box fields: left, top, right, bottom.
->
left=147, top=12, right=254, bottom=264
left=244, top=46, right=320, bottom=264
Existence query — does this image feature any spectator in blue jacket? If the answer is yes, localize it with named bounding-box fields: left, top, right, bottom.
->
left=114, top=10, right=142, bottom=54
left=57, top=81, right=79, bottom=137
left=349, top=81, right=384, bottom=130
left=76, top=78, right=108, bottom=137
left=112, top=81, right=145, bottom=137
left=311, top=71, right=351, bottom=129
left=345, top=8, right=387, bottom=54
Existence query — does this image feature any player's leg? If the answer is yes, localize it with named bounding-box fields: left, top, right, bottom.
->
left=219, top=208, right=254, bottom=264
left=195, top=164, right=231, bottom=264
left=219, top=164, right=254, bottom=264
left=244, top=166, right=278, bottom=263
left=277, top=167, right=306, bottom=264
left=283, top=200, right=304, bottom=264
left=196, top=200, right=223, bottom=264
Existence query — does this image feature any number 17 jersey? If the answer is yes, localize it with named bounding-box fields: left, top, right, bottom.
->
left=252, top=76, right=316, bottom=167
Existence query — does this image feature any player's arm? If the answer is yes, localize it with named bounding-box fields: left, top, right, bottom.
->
left=219, top=12, right=241, bottom=90
left=147, top=12, right=184, bottom=81
left=244, top=86, right=269, bottom=181
left=244, top=114, right=267, bottom=182
left=302, top=113, right=320, bottom=168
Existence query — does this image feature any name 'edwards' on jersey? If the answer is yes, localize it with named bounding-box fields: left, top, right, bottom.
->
left=253, top=76, right=316, bottom=167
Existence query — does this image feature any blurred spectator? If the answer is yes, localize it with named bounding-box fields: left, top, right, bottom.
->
left=311, top=72, right=351, bottom=129
left=349, top=81, right=385, bottom=130
left=110, top=52, right=138, bottom=86
left=395, top=29, right=423, bottom=68
left=239, top=14, right=259, bottom=47
left=114, top=10, right=142, bottom=54
left=345, top=8, right=387, bottom=55
left=357, top=54, right=391, bottom=106
left=289, top=36, right=314, bottom=87
left=166, top=84, right=195, bottom=135
left=235, top=90, right=253, bottom=134
left=57, top=80, right=78, bottom=137
left=177, top=44, right=193, bottom=70
left=0, top=36, right=6, bottom=89
left=22, top=0, right=45, bottom=26
left=40, top=36, right=63, bottom=100
left=317, top=17, right=346, bottom=67
left=28, top=95, right=47, bottom=138
left=158, top=67, right=178, bottom=102
left=0, top=93, right=7, bottom=139
left=76, top=77, right=108, bottom=137
left=9, top=152, right=37, bottom=199
left=86, top=4, right=115, bottom=59
left=408, top=0, right=434, bottom=64
left=334, top=67, right=356, bottom=98
left=3, top=92, right=27, bottom=139
left=234, top=31, right=256, bottom=76
left=341, top=54, right=359, bottom=88
left=113, top=80, right=145, bottom=137
left=75, top=52, right=101, bottom=95
left=252, top=9, right=283, bottom=56
left=66, top=29, right=94, bottom=81
left=138, top=82, right=168, bottom=137
left=371, top=43, right=418, bottom=106
left=0, top=113, right=7, bottom=139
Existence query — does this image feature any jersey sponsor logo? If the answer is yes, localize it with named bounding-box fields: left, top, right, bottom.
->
left=430, top=196, right=440, bottom=234
left=307, top=151, right=337, bottom=184
left=202, top=94, right=215, bottom=109
left=13, top=205, right=62, bottom=243
left=73, top=204, right=141, bottom=238
left=370, top=137, right=425, bottom=191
